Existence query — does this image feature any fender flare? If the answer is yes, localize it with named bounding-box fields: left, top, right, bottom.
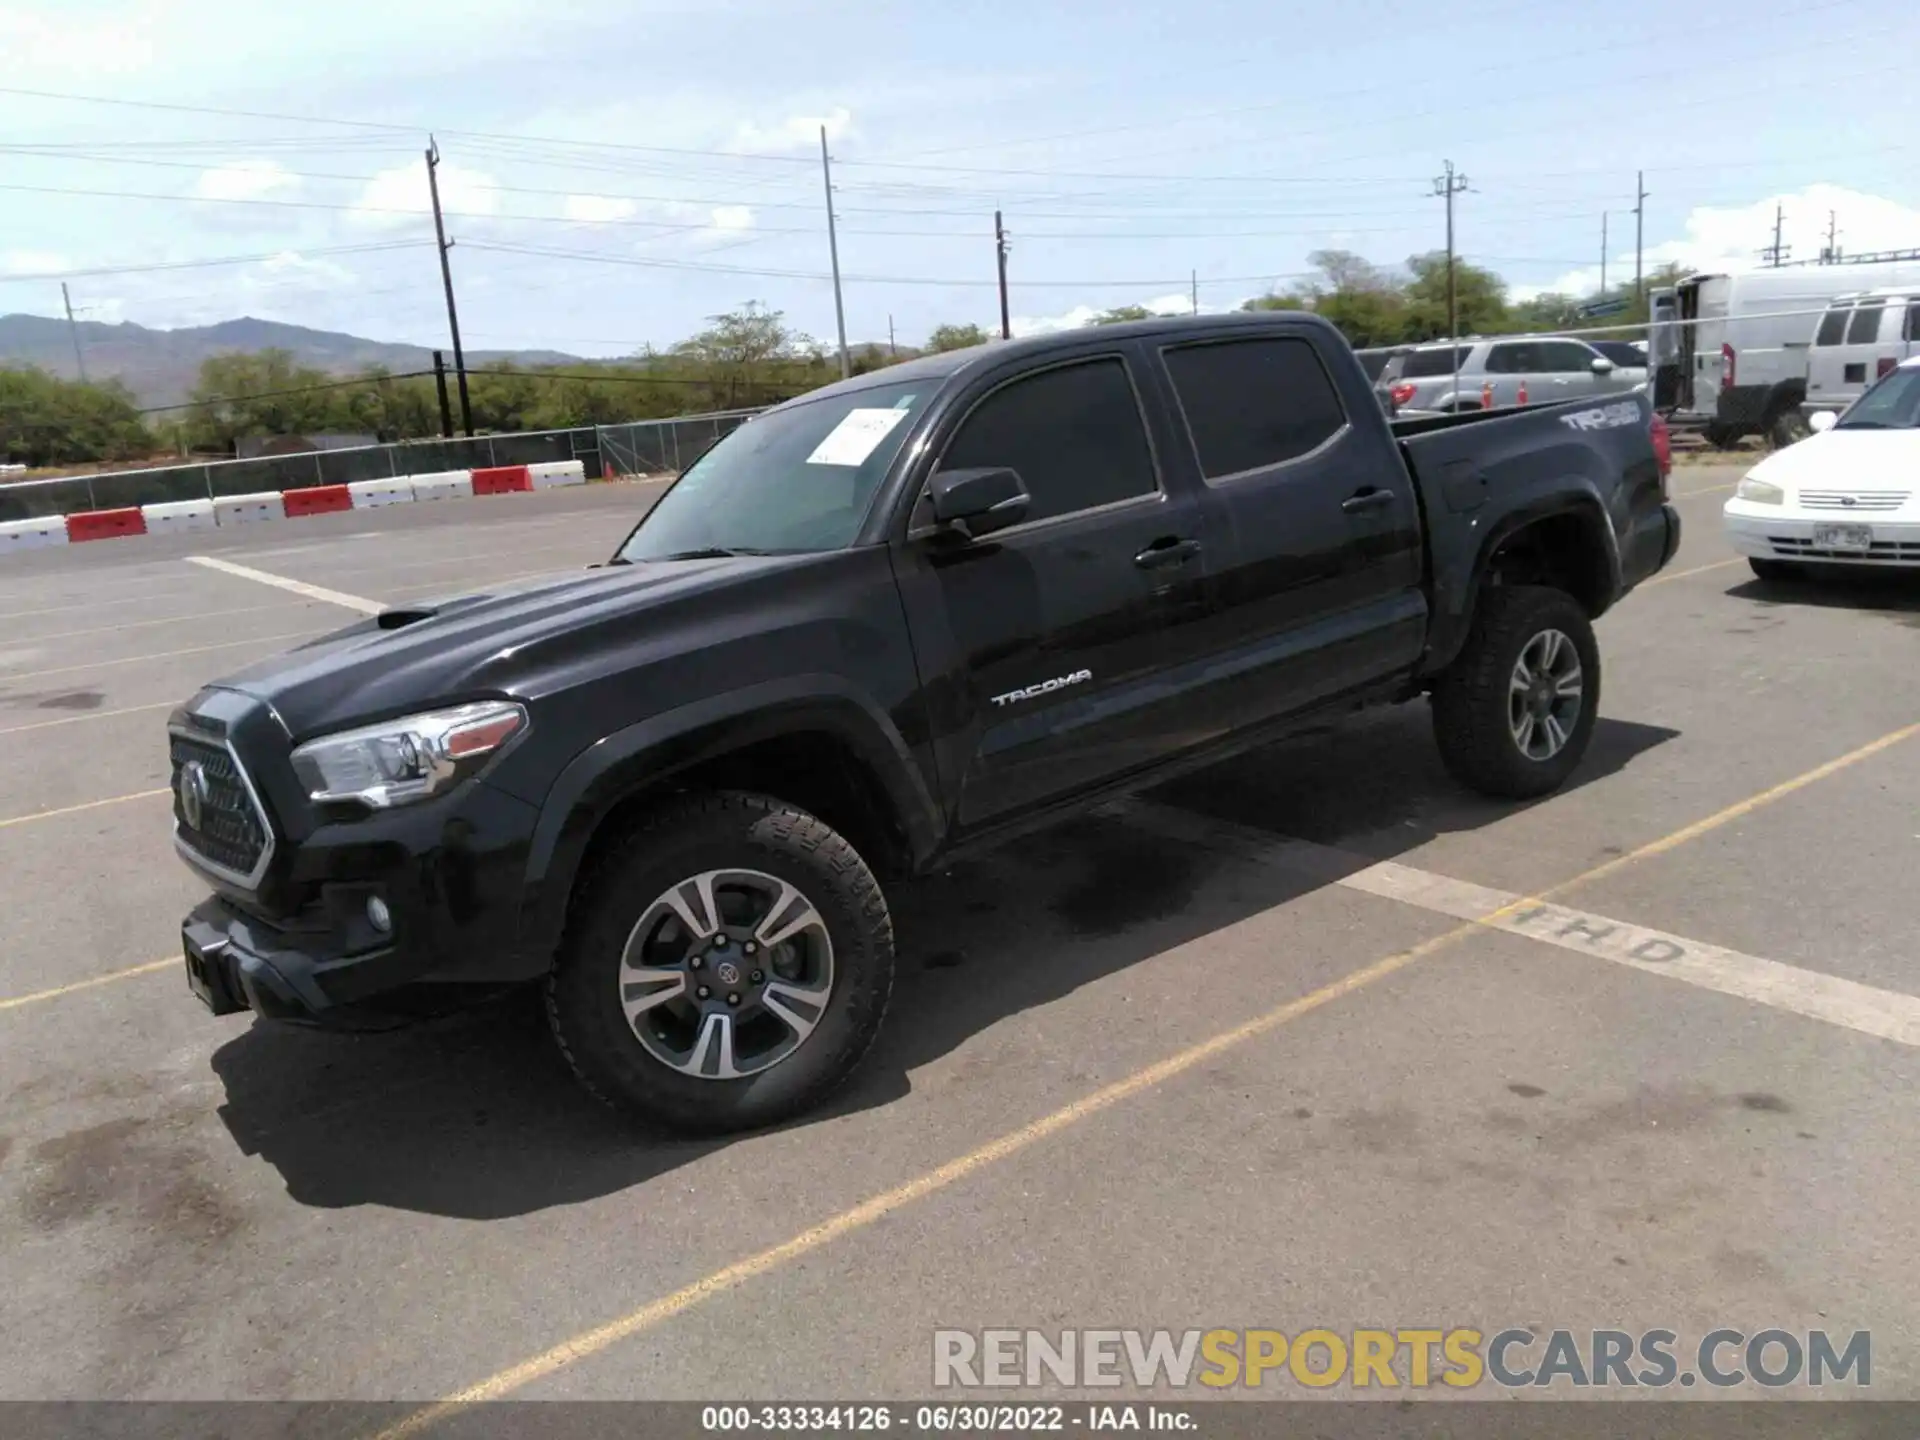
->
left=1423, top=484, right=1621, bottom=675
left=516, top=674, right=942, bottom=963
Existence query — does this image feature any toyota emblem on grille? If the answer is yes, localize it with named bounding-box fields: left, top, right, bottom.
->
left=1841, top=496, right=1857, bottom=507
left=178, top=760, right=210, bottom=831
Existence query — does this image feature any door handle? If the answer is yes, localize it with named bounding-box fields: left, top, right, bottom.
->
left=1341, top=487, right=1396, bottom=514
left=1133, top=536, right=1202, bottom=569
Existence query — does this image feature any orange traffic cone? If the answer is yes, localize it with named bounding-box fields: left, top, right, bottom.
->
left=1481, top=380, right=1494, bottom=408
left=1516, top=379, right=1530, bottom=405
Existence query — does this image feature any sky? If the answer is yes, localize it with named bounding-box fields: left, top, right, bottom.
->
left=2, top=0, right=1917, bottom=358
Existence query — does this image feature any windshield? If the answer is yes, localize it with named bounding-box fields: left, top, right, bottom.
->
left=1835, top=366, right=1920, bottom=430
left=616, top=380, right=933, bottom=561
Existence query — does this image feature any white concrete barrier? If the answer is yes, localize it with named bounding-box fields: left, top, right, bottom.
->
left=406, top=469, right=474, bottom=502
left=528, top=460, right=587, bottom=490
left=349, top=476, right=415, bottom=509
left=0, top=515, right=70, bottom=551
left=214, top=491, right=287, bottom=526
left=141, top=498, right=218, bottom=534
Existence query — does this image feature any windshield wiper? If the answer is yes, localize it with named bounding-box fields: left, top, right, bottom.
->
left=1836, top=420, right=1890, bottom=430
left=650, top=546, right=774, bottom=561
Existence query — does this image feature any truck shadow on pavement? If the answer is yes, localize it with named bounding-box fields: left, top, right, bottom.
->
left=209, top=704, right=1677, bottom=1219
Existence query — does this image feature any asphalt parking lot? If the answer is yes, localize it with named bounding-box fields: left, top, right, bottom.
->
left=2, top=465, right=1917, bottom=1410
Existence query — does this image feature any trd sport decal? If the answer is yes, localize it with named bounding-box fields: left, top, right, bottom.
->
left=990, top=670, right=1093, bottom=707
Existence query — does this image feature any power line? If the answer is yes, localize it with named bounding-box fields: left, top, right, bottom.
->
left=0, top=241, right=433, bottom=284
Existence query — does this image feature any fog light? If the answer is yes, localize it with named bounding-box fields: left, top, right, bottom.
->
left=366, top=895, right=393, bottom=933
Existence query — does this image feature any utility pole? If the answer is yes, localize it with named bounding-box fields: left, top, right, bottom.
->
left=820, top=125, right=850, bottom=380
left=60, top=282, right=88, bottom=382
left=1601, top=212, right=1609, bottom=297
left=1431, top=161, right=1470, bottom=385
left=1190, top=269, right=1199, bottom=316
left=425, top=138, right=473, bottom=436
left=1761, top=202, right=1791, bottom=268
left=888, top=314, right=897, bottom=358
left=995, top=210, right=1012, bottom=340
left=1633, top=170, right=1648, bottom=306
left=432, top=350, right=454, bottom=439
left=1823, top=210, right=1842, bottom=264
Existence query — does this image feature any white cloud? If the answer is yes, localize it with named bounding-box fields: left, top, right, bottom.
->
left=1515, top=184, right=1920, bottom=300
left=1011, top=292, right=1208, bottom=337
left=1, top=249, right=72, bottom=276
left=733, top=106, right=854, bottom=153
left=0, top=3, right=166, bottom=77
left=349, top=161, right=499, bottom=229
left=192, top=160, right=301, bottom=203
left=563, top=193, right=639, bottom=225
left=708, top=205, right=755, bottom=233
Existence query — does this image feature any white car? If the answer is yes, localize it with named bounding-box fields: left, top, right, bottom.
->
left=1722, top=355, right=1920, bottom=580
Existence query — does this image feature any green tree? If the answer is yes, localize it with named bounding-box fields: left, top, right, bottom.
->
left=1093, top=305, right=1155, bottom=325
left=926, top=323, right=990, bottom=353
left=185, top=349, right=339, bottom=450
left=0, top=367, right=149, bottom=467
left=1240, top=294, right=1308, bottom=313
left=1402, top=252, right=1509, bottom=341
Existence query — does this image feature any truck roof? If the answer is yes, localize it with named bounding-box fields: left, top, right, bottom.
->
left=769, top=311, right=1349, bottom=413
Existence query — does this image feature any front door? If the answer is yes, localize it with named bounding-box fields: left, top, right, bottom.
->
left=893, top=352, right=1214, bottom=833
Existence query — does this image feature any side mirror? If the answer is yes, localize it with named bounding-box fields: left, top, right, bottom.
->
left=1809, top=410, right=1838, bottom=434
left=928, top=466, right=1030, bottom=538
left=1591, top=356, right=1616, bottom=375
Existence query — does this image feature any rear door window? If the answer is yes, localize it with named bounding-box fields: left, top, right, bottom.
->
left=1846, top=300, right=1887, bottom=344
left=1486, top=343, right=1534, bottom=374
left=1161, top=336, right=1349, bottom=479
left=1906, top=301, right=1920, bottom=342
left=1815, top=304, right=1851, bottom=346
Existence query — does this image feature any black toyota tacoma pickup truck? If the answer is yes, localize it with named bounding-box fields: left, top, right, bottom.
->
left=170, top=313, right=1679, bottom=1134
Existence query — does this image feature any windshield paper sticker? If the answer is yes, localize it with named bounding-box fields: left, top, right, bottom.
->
left=806, top=407, right=911, bottom=467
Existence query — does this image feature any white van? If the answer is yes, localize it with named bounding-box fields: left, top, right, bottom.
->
left=1666, top=260, right=1920, bottom=447
left=1803, top=287, right=1920, bottom=420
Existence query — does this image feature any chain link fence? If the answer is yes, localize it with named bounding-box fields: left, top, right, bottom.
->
left=0, top=408, right=770, bottom=522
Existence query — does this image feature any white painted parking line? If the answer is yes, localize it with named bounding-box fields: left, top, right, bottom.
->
left=1118, top=800, right=1920, bottom=1048
left=184, top=555, right=382, bottom=614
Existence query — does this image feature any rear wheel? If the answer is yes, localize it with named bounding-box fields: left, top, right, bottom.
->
left=1767, top=406, right=1811, bottom=449
left=547, top=792, right=894, bottom=1135
left=1747, top=557, right=1805, bottom=583
left=1432, top=586, right=1600, bottom=800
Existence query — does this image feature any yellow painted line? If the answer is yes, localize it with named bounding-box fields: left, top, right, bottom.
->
left=0, top=630, right=313, bottom=683
left=1672, top=481, right=1735, bottom=498
left=0, top=788, right=169, bottom=831
left=0, top=701, right=175, bottom=737
left=0, top=957, right=176, bottom=1013
left=368, top=717, right=1920, bottom=1439
left=1641, top=556, right=1744, bottom=588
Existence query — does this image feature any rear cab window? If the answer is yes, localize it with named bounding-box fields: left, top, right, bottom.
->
left=1159, top=335, right=1349, bottom=481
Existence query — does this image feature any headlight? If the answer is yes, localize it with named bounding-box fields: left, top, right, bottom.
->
left=291, top=701, right=527, bottom=809
left=1734, top=476, right=1785, bottom=505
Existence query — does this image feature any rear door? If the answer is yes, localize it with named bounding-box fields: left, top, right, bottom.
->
left=1483, top=341, right=1539, bottom=407
left=1538, top=339, right=1608, bottom=397
left=1145, top=327, right=1426, bottom=738
left=890, top=350, right=1216, bottom=832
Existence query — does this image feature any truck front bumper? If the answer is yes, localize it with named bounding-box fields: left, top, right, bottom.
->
left=182, top=897, right=438, bottom=1029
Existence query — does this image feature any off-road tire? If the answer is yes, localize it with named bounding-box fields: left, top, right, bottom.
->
left=546, top=791, right=894, bottom=1135
left=1431, top=585, right=1601, bottom=800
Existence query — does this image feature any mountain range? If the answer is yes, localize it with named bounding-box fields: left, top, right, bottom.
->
left=0, top=313, right=583, bottom=411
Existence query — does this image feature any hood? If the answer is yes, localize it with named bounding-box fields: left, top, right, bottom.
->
left=204, top=555, right=790, bottom=739
left=1750, top=428, right=1920, bottom=491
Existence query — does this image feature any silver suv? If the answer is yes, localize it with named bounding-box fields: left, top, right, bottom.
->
left=1378, top=336, right=1644, bottom=414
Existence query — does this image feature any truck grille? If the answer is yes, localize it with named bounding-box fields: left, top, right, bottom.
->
left=1798, top=490, right=1909, bottom=512
left=170, top=733, right=272, bottom=884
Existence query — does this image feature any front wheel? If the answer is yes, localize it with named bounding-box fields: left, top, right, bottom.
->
left=1767, top=407, right=1811, bottom=450
left=1431, top=586, right=1601, bottom=800
left=546, top=792, right=895, bottom=1135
